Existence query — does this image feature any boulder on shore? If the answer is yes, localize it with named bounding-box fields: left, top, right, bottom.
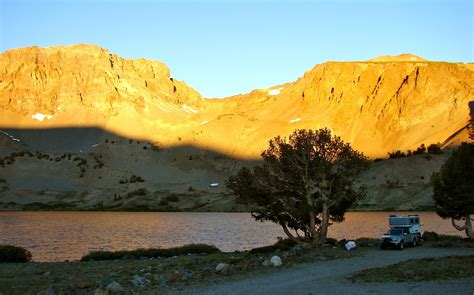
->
left=106, top=281, right=124, bottom=293
left=215, top=263, right=229, bottom=272
left=271, top=255, right=282, bottom=267
left=345, top=241, right=356, bottom=251
left=131, top=275, right=150, bottom=287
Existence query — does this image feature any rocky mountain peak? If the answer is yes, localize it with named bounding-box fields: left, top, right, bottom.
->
left=0, top=44, right=202, bottom=117
left=368, top=53, right=427, bottom=62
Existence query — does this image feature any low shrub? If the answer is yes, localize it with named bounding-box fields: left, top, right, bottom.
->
left=0, top=245, right=32, bottom=263
left=81, top=244, right=220, bottom=261
left=120, top=175, right=145, bottom=184
left=385, top=178, right=402, bottom=188
left=325, top=238, right=338, bottom=246
left=354, top=237, right=379, bottom=247
left=427, top=143, right=442, bottom=154
left=165, top=195, right=180, bottom=202
left=388, top=150, right=406, bottom=159
left=413, top=144, right=426, bottom=155
left=130, top=175, right=145, bottom=183
left=250, top=238, right=297, bottom=254
left=158, top=198, right=169, bottom=206
left=433, top=234, right=472, bottom=247
left=151, top=144, right=161, bottom=152
left=126, top=188, right=147, bottom=198
left=437, top=234, right=466, bottom=242
left=421, top=231, right=439, bottom=241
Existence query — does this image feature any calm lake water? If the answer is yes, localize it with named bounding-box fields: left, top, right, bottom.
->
left=0, top=211, right=462, bottom=262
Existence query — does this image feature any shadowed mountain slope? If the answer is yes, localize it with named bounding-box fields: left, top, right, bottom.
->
left=0, top=126, right=456, bottom=211
left=0, top=127, right=255, bottom=211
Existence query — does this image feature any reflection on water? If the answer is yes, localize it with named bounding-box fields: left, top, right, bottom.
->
left=0, top=211, right=462, bottom=262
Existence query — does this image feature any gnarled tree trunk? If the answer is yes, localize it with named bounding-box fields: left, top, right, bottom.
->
left=305, top=189, right=318, bottom=243
left=317, top=179, right=333, bottom=247
left=466, top=215, right=473, bottom=240
left=451, top=215, right=473, bottom=240
left=319, top=202, right=330, bottom=246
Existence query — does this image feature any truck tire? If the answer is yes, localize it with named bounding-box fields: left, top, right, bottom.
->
left=412, top=238, right=417, bottom=247
left=398, top=241, right=404, bottom=250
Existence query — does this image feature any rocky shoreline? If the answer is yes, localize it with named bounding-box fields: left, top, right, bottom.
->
left=1, top=235, right=473, bottom=294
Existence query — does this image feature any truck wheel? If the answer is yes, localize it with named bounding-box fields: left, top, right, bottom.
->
left=398, top=241, right=404, bottom=250
left=412, top=238, right=417, bottom=247
left=380, top=245, right=386, bottom=250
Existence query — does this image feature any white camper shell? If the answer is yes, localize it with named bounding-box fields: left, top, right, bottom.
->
left=389, top=215, right=421, bottom=235
left=381, top=215, right=421, bottom=249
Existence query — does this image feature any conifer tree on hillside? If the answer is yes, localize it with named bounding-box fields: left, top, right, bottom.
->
left=431, top=142, right=474, bottom=240
left=226, top=128, right=369, bottom=246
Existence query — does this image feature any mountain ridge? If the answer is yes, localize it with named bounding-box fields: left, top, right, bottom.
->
left=1, top=44, right=473, bottom=159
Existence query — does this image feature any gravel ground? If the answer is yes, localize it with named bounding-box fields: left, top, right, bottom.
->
left=172, top=247, right=474, bottom=295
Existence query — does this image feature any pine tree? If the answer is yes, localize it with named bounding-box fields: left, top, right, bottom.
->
left=226, top=128, right=369, bottom=246
left=432, top=142, right=474, bottom=239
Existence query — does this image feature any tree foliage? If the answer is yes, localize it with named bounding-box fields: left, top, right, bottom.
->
left=427, top=143, right=442, bottom=154
left=226, top=128, right=369, bottom=245
left=431, top=142, right=474, bottom=239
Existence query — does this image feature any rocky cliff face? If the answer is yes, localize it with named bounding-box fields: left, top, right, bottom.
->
left=0, top=45, right=472, bottom=158
left=248, top=58, right=473, bottom=157
left=0, top=44, right=205, bottom=144
left=0, top=44, right=202, bottom=113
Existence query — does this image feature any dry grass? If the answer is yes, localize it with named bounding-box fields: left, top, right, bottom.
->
left=351, top=255, right=474, bottom=282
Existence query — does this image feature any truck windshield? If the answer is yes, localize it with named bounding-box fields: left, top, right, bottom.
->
left=387, top=229, right=403, bottom=235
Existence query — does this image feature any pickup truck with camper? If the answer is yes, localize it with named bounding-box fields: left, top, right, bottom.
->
left=380, top=215, right=421, bottom=250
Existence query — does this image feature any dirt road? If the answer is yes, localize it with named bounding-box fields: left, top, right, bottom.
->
left=172, top=247, right=474, bottom=295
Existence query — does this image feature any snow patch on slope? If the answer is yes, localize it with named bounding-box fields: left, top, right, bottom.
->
left=32, top=113, right=53, bottom=122
left=268, top=87, right=284, bottom=96
left=158, top=106, right=172, bottom=113
left=0, top=130, right=21, bottom=142
left=181, top=104, right=199, bottom=113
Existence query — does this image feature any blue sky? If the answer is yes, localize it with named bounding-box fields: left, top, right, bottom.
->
left=1, top=0, right=473, bottom=98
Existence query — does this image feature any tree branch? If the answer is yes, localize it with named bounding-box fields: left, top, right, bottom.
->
left=295, top=229, right=303, bottom=239
left=280, top=222, right=301, bottom=244
left=452, top=218, right=467, bottom=231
